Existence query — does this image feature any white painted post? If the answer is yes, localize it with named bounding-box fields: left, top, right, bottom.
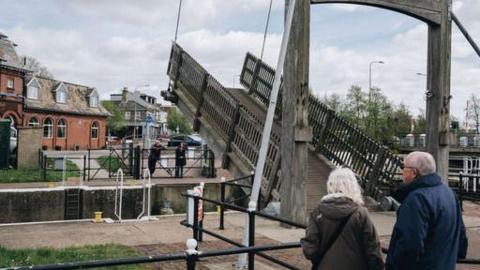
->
left=236, top=1, right=297, bottom=268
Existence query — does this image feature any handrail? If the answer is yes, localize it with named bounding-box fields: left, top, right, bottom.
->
left=114, top=168, right=124, bottom=222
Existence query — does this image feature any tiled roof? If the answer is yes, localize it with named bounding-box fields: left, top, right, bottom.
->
left=25, top=75, right=110, bottom=117
left=0, top=33, right=30, bottom=72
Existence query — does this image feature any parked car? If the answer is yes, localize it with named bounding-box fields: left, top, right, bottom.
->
left=167, top=134, right=202, bottom=147
left=10, top=126, right=17, bottom=153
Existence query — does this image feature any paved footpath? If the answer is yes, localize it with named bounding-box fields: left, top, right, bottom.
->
left=0, top=203, right=479, bottom=269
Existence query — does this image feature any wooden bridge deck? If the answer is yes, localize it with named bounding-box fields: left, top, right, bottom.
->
left=227, top=87, right=330, bottom=209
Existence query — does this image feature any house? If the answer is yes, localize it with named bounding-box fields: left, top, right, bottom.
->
left=109, top=87, right=170, bottom=140
left=23, top=75, right=110, bottom=150
left=0, top=33, right=29, bottom=126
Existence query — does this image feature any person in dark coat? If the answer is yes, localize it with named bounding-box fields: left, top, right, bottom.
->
left=148, top=140, right=164, bottom=175
left=386, top=151, right=468, bottom=270
left=302, top=167, right=384, bottom=270
left=175, top=143, right=186, bottom=178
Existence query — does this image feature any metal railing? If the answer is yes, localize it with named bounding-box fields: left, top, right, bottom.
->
left=182, top=187, right=306, bottom=270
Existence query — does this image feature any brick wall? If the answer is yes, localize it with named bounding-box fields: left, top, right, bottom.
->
left=17, top=126, right=42, bottom=169
left=24, top=112, right=107, bottom=150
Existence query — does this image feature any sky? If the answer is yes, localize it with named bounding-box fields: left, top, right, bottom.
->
left=0, top=0, right=479, bottom=125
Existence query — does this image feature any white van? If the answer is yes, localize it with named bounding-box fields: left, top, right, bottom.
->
left=10, top=126, right=17, bottom=153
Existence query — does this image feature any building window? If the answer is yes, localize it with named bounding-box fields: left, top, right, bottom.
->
left=125, top=111, right=131, bottom=120
left=90, top=96, right=98, bottom=107
left=7, top=79, right=14, bottom=90
left=43, top=118, right=53, bottom=138
left=91, top=122, right=99, bottom=139
left=135, top=111, right=141, bottom=121
left=56, top=90, right=66, bottom=103
left=28, top=117, right=39, bottom=127
left=27, top=86, right=39, bottom=99
left=57, top=119, right=67, bottom=138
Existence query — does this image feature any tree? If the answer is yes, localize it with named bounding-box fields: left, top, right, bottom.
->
left=467, top=94, right=480, bottom=133
left=391, top=103, right=413, bottom=136
left=167, top=108, right=192, bottom=134
left=101, top=101, right=126, bottom=136
left=321, top=93, right=343, bottom=112
left=23, top=56, right=54, bottom=79
left=345, top=85, right=367, bottom=126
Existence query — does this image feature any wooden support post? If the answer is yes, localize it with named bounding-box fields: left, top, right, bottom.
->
left=280, top=0, right=311, bottom=224
left=193, top=74, right=209, bottom=132
left=426, top=0, right=452, bottom=183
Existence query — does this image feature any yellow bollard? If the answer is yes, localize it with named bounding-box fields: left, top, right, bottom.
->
left=94, top=211, right=103, bottom=223
left=48, top=182, right=55, bottom=188
left=217, top=205, right=221, bottom=214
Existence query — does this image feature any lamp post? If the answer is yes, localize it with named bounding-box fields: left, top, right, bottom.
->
left=368, top=60, right=384, bottom=140
left=133, top=84, right=150, bottom=141
left=368, top=60, right=385, bottom=101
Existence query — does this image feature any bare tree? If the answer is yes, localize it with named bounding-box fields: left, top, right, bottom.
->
left=23, top=56, right=54, bottom=79
left=468, top=94, right=480, bottom=133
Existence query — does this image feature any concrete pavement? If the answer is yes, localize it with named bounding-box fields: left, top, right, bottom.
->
left=1, top=203, right=480, bottom=269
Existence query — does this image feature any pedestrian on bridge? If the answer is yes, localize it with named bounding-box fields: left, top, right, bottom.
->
left=301, top=167, right=384, bottom=270
left=175, top=143, right=186, bottom=178
left=148, top=140, right=165, bottom=175
left=386, top=151, right=468, bottom=270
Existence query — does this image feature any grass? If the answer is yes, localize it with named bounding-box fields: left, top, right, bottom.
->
left=0, top=244, right=149, bottom=269
left=97, top=155, right=122, bottom=173
left=0, top=159, right=80, bottom=183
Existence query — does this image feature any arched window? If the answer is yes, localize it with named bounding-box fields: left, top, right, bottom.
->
left=43, top=118, right=53, bottom=138
left=57, top=119, right=67, bottom=138
left=28, top=117, right=39, bottom=127
left=91, top=122, right=99, bottom=139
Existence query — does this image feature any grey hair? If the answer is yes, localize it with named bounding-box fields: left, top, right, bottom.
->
left=326, top=167, right=364, bottom=205
left=404, top=151, right=436, bottom=176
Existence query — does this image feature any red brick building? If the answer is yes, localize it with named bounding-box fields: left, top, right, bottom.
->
left=0, top=32, right=110, bottom=150
left=23, top=75, right=110, bottom=150
left=0, top=33, right=28, bottom=126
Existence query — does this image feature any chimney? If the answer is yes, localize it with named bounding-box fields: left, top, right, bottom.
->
left=122, top=86, right=129, bottom=103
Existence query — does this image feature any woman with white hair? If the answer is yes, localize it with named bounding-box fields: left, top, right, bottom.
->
left=301, top=167, right=384, bottom=270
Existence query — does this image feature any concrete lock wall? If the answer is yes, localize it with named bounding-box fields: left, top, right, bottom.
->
left=0, top=184, right=226, bottom=223
left=17, top=126, right=43, bottom=169
left=0, top=190, right=64, bottom=223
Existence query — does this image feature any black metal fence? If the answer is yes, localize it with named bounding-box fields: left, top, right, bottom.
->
left=38, top=145, right=216, bottom=182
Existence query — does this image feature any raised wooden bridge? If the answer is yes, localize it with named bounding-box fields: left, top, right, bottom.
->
left=165, top=42, right=402, bottom=213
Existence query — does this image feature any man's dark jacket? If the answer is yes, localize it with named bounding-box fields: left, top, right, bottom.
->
left=386, top=173, right=468, bottom=270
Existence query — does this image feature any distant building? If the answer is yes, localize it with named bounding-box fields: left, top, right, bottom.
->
left=0, top=33, right=30, bottom=126
left=110, top=87, right=171, bottom=139
left=24, top=75, right=110, bottom=150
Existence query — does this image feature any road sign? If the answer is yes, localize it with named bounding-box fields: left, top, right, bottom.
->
left=145, top=115, right=154, bottom=125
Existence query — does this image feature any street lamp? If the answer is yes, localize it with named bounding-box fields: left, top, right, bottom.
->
left=369, top=60, right=385, bottom=93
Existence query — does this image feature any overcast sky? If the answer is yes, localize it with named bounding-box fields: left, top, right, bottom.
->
left=1, top=0, right=479, bottom=124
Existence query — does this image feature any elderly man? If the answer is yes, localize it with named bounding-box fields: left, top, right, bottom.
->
left=386, top=151, right=468, bottom=270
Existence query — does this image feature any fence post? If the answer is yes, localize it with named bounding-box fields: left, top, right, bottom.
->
left=185, top=239, right=198, bottom=270
left=210, top=149, right=215, bottom=178
left=43, top=155, right=47, bottom=181
left=134, top=146, right=141, bottom=179
left=87, top=149, right=91, bottom=180
left=128, top=144, right=133, bottom=176
left=83, top=155, right=86, bottom=182
left=247, top=201, right=256, bottom=270
left=108, top=149, right=112, bottom=178
left=193, top=195, right=199, bottom=241
left=219, top=177, right=225, bottom=230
